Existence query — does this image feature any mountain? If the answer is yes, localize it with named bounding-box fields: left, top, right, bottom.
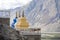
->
left=24, top=0, right=60, bottom=33
left=0, top=0, right=60, bottom=33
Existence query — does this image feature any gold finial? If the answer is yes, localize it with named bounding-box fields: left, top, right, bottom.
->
left=22, top=10, right=24, bottom=17
left=16, top=12, right=17, bottom=18
left=19, top=11, right=21, bottom=17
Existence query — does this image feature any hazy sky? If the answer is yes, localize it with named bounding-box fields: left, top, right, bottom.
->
left=0, top=0, right=32, bottom=10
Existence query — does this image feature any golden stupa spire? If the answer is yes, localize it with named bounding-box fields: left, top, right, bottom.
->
left=16, top=11, right=20, bottom=18
left=15, top=10, right=29, bottom=30
left=19, top=11, right=21, bottom=17
left=22, top=10, right=24, bottom=17
left=16, top=12, right=18, bottom=18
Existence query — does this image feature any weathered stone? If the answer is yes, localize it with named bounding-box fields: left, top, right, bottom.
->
left=0, top=24, right=22, bottom=40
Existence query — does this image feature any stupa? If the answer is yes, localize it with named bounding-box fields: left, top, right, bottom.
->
left=15, top=11, right=29, bottom=30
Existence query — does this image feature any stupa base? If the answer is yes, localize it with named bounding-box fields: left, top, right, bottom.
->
left=15, top=26, right=28, bottom=31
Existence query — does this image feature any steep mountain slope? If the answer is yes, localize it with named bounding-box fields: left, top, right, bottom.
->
left=9, top=0, right=60, bottom=32
left=24, top=0, right=60, bottom=32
